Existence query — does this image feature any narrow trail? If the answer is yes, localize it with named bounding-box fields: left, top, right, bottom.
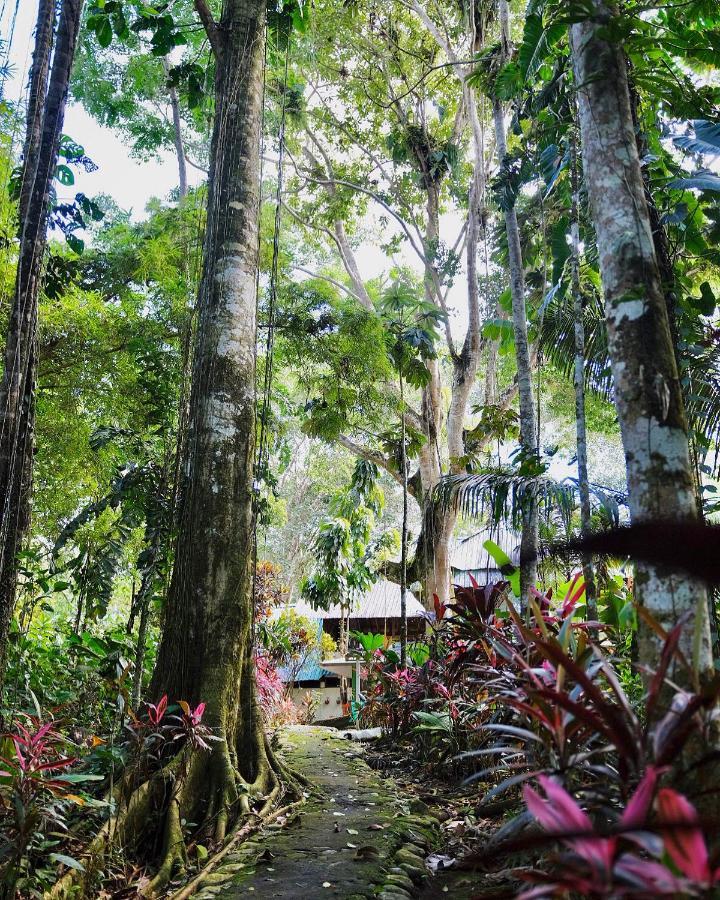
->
left=191, top=726, right=476, bottom=900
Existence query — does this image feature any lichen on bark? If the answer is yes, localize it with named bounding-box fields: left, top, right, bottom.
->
left=570, top=0, right=713, bottom=681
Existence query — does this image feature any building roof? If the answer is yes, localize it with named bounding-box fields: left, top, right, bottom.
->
left=289, top=578, right=424, bottom=620
left=450, top=526, right=520, bottom=586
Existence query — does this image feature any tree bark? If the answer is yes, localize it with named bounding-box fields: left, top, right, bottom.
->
left=0, top=0, right=84, bottom=695
left=149, top=0, right=276, bottom=846
left=19, top=0, right=55, bottom=224
left=569, top=130, right=597, bottom=618
left=492, top=0, right=538, bottom=603
left=570, top=1, right=712, bottom=680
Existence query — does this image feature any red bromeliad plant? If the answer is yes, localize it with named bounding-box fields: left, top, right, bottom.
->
left=125, top=694, right=218, bottom=769
left=517, top=772, right=720, bottom=898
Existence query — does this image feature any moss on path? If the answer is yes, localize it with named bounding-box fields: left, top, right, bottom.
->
left=191, top=726, right=442, bottom=900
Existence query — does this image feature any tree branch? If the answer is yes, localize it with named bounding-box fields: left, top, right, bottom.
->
left=291, top=265, right=368, bottom=305
left=338, top=435, right=421, bottom=501
left=301, top=138, right=375, bottom=310
left=193, top=0, right=222, bottom=57
left=285, top=145, right=430, bottom=269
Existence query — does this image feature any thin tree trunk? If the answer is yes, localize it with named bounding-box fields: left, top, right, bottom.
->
left=570, top=1, right=712, bottom=680
left=149, top=0, right=278, bottom=850
left=164, top=57, right=188, bottom=200
left=569, top=130, right=597, bottom=618
left=400, top=372, right=408, bottom=667
left=493, top=0, right=538, bottom=603
left=131, top=577, right=153, bottom=710
left=0, top=0, right=84, bottom=694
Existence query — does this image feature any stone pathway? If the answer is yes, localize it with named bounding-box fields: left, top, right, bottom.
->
left=191, top=726, right=447, bottom=900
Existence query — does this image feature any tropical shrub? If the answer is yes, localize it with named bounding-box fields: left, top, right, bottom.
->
left=0, top=713, right=101, bottom=897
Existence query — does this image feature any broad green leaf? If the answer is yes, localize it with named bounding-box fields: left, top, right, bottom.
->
left=55, top=164, right=74, bottom=186
left=49, top=854, right=85, bottom=872
left=674, top=121, right=720, bottom=157
left=96, top=16, right=113, bottom=47
left=66, top=234, right=85, bottom=255
left=669, top=174, right=720, bottom=193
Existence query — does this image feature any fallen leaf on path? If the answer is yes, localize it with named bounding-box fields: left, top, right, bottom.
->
left=346, top=828, right=358, bottom=834
left=367, top=823, right=384, bottom=831
left=257, top=849, right=276, bottom=863
left=322, top=882, right=332, bottom=888
left=426, top=853, right=456, bottom=873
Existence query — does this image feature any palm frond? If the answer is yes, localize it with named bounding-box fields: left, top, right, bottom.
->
left=436, top=470, right=626, bottom=534
left=537, top=289, right=612, bottom=399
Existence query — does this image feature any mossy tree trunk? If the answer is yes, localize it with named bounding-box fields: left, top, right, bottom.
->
left=0, top=0, right=84, bottom=696
left=570, top=1, right=713, bottom=680
left=140, top=0, right=287, bottom=886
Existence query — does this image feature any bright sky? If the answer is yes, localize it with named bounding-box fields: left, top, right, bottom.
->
left=3, top=2, right=465, bottom=309
left=3, top=0, right=200, bottom=219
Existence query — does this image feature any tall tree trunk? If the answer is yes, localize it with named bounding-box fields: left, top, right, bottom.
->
left=492, top=0, right=538, bottom=603
left=569, top=130, right=597, bottom=618
left=417, top=175, right=449, bottom=605
left=0, top=0, right=84, bottom=696
left=19, top=0, right=55, bottom=224
left=147, top=0, right=284, bottom=871
left=570, top=1, right=712, bottom=680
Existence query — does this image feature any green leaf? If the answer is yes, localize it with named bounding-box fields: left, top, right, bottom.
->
left=550, top=216, right=570, bottom=285
left=96, top=16, right=113, bottom=47
left=49, top=854, right=85, bottom=872
left=66, top=233, right=85, bottom=255
left=55, top=164, right=74, bottom=186
left=483, top=539, right=514, bottom=571
left=481, top=318, right=514, bottom=352
left=689, top=281, right=717, bottom=316
left=494, top=62, right=522, bottom=100
left=292, top=2, right=309, bottom=33
left=111, top=9, right=130, bottom=40
left=81, top=633, right=109, bottom=656
left=483, top=539, right=521, bottom=597
left=519, top=15, right=565, bottom=81
left=58, top=136, right=84, bottom=160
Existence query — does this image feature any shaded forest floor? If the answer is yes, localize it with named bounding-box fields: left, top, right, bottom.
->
left=188, top=726, right=479, bottom=899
